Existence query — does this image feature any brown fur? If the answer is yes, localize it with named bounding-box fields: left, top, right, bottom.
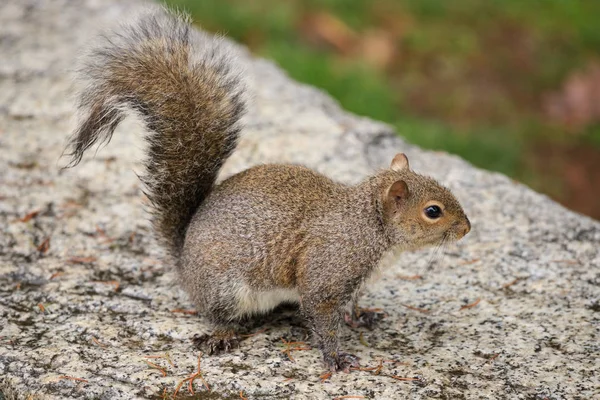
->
left=65, top=9, right=470, bottom=372
left=64, top=9, right=244, bottom=257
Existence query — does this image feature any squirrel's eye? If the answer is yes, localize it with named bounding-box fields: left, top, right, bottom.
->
left=424, top=205, right=442, bottom=219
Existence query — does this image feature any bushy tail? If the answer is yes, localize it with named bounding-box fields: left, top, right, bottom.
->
left=64, top=9, right=245, bottom=257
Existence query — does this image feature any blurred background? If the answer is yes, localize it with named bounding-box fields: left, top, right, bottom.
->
left=163, top=0, right=600, bottom=220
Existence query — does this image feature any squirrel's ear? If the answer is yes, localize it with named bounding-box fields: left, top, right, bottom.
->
left=387, top=180, right=409, bottom=205
left=390, top=153, right=410, bottom=172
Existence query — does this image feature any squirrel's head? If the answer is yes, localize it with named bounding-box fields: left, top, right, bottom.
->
left=380, top=153, right=470, bottom=249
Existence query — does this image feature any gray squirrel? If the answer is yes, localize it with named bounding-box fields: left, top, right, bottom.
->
left=64, top=9, right=471, bottom=372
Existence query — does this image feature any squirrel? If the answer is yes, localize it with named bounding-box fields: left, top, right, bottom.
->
left=64, top=9, right=471, bottom=372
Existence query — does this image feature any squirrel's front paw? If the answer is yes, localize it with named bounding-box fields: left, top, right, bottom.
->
left=344, top=308, right=386, bottom=330
left=324, top=352, right=361, bottom=373
left=192, top=329, right=241, bottom=355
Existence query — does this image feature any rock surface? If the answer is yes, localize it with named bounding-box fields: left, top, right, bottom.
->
left=1, top=0, right=599, bottom=399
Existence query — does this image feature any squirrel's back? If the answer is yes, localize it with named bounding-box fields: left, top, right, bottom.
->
left=64, top=9, right=246, bottom=257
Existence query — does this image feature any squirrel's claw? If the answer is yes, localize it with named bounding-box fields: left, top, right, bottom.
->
left=192, top=330, right=241, bottom=355
left=324, top=352, right=361, bottom=373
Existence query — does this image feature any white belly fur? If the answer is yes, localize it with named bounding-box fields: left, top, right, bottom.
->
left=233, top=283, right=301, bottom=318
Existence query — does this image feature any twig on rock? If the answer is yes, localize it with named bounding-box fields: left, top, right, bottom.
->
left=388, top=375, right=420, bottom=382
left=144, top=353, right=175, bottom=367
left=69, top=256, right=97, bottom=264
left=502, top=277, right=529, bottom=289
left=458, top=258, right=480, bottom=265
left=49, top=271, right=64, bottom=280
left=397, top=274, right=422, bottom=280
left=351, top=358, right=383, bottom=375
left=37, top=237, right=50, bottom=253
left=19, top=210, right=40, bottom=222
left=459, top=298, right=481, bottom=310
left=92, top=337, right=107, bottom=348
left=145, top=360, right=167, bottom=377
left=402, top=304, right=430, bottom=313
left=173, top=353, right=210, bottom=399
left=280, top=338, right=311, bottom=362
left=502, top=278, right=520, bottom=289
left=320, top=371, right=332, bottom=382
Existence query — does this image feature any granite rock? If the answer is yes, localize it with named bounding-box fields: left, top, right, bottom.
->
left=1, top=0, right=598, bottom=399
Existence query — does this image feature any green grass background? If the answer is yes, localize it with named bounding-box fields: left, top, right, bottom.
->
left=163, top=0, right=600, bottom=217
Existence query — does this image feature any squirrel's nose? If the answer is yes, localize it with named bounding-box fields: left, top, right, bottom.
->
left=463, top=217, right=471, bottom=236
